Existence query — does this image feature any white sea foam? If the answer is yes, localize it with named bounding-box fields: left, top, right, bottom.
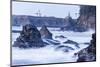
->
left=12, top=26, right=94, bottom=65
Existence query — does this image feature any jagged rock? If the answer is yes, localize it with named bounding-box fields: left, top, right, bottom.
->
left=55, top=45, right=74, bottom=52
left=13, top=24, right=46, bottom=48
left=77, top=33, right=96, bottom=62
left=77, top=52, right=95, bottom=62
left=40, top=25, right=52, bottom=39
left=63, top=40, right=80, bottom=48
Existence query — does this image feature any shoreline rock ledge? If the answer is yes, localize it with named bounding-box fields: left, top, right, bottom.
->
left=13, top=24, right=46, bottom=48
left=77, top=33, right=96, bottom=62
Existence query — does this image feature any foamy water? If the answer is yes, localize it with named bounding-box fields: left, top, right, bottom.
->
left=12, top=26, right=94, bottom=65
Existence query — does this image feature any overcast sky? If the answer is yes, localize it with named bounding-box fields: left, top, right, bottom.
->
left=12, top=1, right=80, bottom=19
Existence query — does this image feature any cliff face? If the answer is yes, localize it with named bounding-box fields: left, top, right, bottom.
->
left=77, top=6, right=96, bottom=30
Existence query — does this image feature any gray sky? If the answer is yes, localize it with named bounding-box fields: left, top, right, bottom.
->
left=12, top=1, right=80, bottom=19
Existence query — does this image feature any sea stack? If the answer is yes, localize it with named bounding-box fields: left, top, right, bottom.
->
left=13, top=24, right=45, bottom=48
left=40, top=25, right=52, bottom=39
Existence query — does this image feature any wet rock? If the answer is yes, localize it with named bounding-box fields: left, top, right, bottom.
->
left=77, top=33, right=96, bottom=62
left=43, top=42, right=50, bottom=45
left=40, top=25, right=52, bottom=39
left=13, top=24, right=46, bottom=48
left=77, top=52, right=95, bottom=62
left=46, top=39, right=60, bottom=45
left=63, top=40, right=80, bottom=48
left=88, top=33, right=96, bottom=54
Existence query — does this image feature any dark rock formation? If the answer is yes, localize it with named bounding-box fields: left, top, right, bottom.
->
left=60, top=13, right=87, bottom=32
left=55, top=45, right=74, bottom=52
left=77, top=33, right=96, bottom=62
left=61, top=6, right=96, bottom=32
left=13, top=24, right=46, bottom=48
left=40, top=25, right=52, bottom=39
left=87, top=33, right=96, bottom=55
left=63, top=40, right=80, bottom=48
left=77, top=6, right=96, bottom=30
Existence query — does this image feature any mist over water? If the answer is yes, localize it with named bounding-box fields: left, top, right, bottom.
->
left=12, top=26, right=94, bottom=65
